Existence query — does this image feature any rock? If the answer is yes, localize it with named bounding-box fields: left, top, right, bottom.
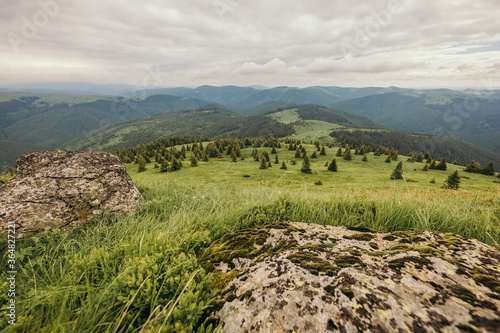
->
left=201, top=222, right=500, bottom=332
left=0, top=150, right=144, bottom=238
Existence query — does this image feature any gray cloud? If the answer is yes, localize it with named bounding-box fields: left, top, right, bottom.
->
left=0, top=0, right=499, bottom=88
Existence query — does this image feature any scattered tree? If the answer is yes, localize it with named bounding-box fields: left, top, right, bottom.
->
left=280, top=162, right=287, bottom=170
left=362, top=154, right=368, bottom=162
left=320, top=146, right=326, bottom=155
left=443, top=170, right=460, bottom=189
left=301, top=154, right=313, bottom=174
left=436, top=158, right=447, bottom=171
left=390, top=162, right=403, bottom=180
left=482, top=162, right=495, bottom=176
left=259, top=156, right=268, bottom=169
left=328, top=158, right=337, bottom=172
left=191, top=155, right=198, bottom=167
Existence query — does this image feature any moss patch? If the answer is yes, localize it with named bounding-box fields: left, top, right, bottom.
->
left=344, top=233, right=375, bottom=241
left=287, top=251, right=338, bottom=276
left=388, top=256, right=433, bottom=271
left=473, top=273, right=500, bottom=293
left=334, top=255, right=365, bottom=268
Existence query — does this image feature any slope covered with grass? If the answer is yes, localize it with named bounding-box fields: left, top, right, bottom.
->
left=3, top=139, right=499, bottom=332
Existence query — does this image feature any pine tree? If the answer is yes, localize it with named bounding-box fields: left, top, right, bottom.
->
left=268, top=162, right=272, bottom=168
left=336, top=148, right=342, bottom=157
left=328, top=158, right=337, bottom=172
left=290, top=159, right=297, bottom=165
left=241, top=155, right=245, bottom=160
left=160, top=159, right=169, bottom=172
left=202, top=152, right=209, bottom=162
left=452, top=158, right=460, bottom=165
left=385, top=156, right=391, bottom=163
left=137, top=155, right=146, bottom=172
left=417, top=153, right=425, bottom=162
left=443, top=170, right=460, bottom=189
left=170, top=157, right=182, bottom=171
left=482, top=162, right=495, bottom=176
left=311, top=151, right=317, bottom=158
left=390, top=162, right=403, bottom=180
left=301, top=154, right=312, bottom=174
left=436, top=158, right=447, bottom=171
left=154, top=162, right=159, bottom=169
left=231, top=150, right=237, bottom=162
left=280, top=162, right=287, bottom=170
left=343, top=147, right=352, bottom=161
left=259, top=156, right=268, bottom=169
left=465, top=160, right=481, bottom=173
left=262, top=151, right=270, bottom=162
left=422, top=164, right=429, bottom=171
left=320, top=146, right=326, bottom=155
left=362, top=154, right=368, bottom=162
left=271, top=146, right=277, bottom=154
left=429, top=160, right=437, bottom=169
left=191, top=155, right=198, bottom=167
left=274, top=155, right=279, bottom=164
left=217, top=151, right=222, bottom=159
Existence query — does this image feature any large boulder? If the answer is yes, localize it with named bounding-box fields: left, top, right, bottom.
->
left=0, top=150, right=144, bottom=238
left=201, top=222, right=500, bottom=332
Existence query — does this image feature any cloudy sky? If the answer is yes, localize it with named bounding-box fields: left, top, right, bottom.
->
left=1, top=0, right=499, bottom=89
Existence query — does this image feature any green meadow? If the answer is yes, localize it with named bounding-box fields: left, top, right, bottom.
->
left=1, top=142, right=499, bottom=332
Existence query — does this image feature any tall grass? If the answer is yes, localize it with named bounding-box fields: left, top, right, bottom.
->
left=1, top=179, right=499, bottom=332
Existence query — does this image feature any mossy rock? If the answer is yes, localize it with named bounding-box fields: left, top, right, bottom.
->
left=203, top=221, right=500, bottom=332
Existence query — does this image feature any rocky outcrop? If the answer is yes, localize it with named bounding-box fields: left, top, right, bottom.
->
left=201, top=222, right=500, bottom=332
left=0, top=150, right=144, bottom=238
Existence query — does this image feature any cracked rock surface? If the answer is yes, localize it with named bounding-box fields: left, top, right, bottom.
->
left=0, top=150, right=144, bottom=238
left=201, top=222, right=500, bottom=332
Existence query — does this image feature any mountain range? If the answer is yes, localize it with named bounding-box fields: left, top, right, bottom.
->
left=1, top=85, right=499, bottom=170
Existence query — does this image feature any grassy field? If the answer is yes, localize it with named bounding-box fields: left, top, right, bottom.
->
left=2, top=142, right=499, bottom=332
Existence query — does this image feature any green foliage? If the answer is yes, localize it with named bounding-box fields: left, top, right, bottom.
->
left=259, top=156, right=268, bottom=169
left=362, top=154, right=368, bottom=162
left=191, top=155, right=199, bottom=167
left=390, top=162, right=403, bottom=180
left=301, top=153, right=312, bottom=174
left=343, top=145, right=352, bottom=161
left=482, top=162, right=495, bottom=176
left=137, top=155, right=146, bottom=172
left=328, top=158, right=337, bottom=172
left=436, top=158, right=447, bottom=171
left=443, top=170, right=461, bottom=189
left=280, top=161, right=287, bottom=170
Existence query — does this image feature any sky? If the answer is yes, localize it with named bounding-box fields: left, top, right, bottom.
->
left=1, top=0, right=500, bottom=89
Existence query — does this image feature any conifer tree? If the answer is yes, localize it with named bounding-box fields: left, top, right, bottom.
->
left=311, top=151, right=317, bottom=158
left=390, top=162, right=403, bottom=180
left=328, top=158, right=337, bottom=172
left=160, top=159, right=169, bottom=172
left=343, top=147, right=352, bottom=161
left=302, top=150, right=308, bottom=159
left=452, top=158, right=460, bottom=165
left=465, top=160, right=481, bottom=173
left=290, top=159, right=296, bottom=165
left=154, top=162, right=159, bottom=169
left=254, top=153, right=260, bottom=161
left=320, top=146, right=326, bottom=155
left=171, top=157, right=182, bottom=171
left=324, top=161, right=329, bottom=166
left=429, top=160, right=437, bottom=169
left=241, top=155, right=245, bottom=160
left=191, top=155, right=198, bottom=167
left=336, top=148, right=342, bottom=156
left=443, top=170, right=460, bottom=189
left=268, top=161, right=272, bottom=168
left=280, top=161, right=287, bottom=170
left=362, top=154, right=368, bottom=162
left=301, top=153, right=312, bottom=174
left=482, top=162, right=495, bottom=175
left=417, top=153, right=425, bottom=162
left=259, top=156, right=268, bottom=169
left=202, top=151, right=209, bottom=162
left=275, top=155, right=279, bottom=164
left=231, top=150, right=237, bottom=163
left=271, top=146, right=277, bottom=154
left=262, top=151, right=270, bottom=162
left=385, top=156, right=391, bottom=163
left=422, top=164, right=429, bottom=171
left=436, top=158, right=447, bottom=171
left=137, top=155, right=146, bottom=172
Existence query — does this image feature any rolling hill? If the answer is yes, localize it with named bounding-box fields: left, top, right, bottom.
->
left=0, top=93, right=211, bottom=167
left=62, top=105, right=295, bottom=151
left=331, top=93, right=500, bottom=153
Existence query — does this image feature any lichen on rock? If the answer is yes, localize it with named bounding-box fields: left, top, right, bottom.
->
left=201, top=221, right=500, bottom=332
left=0, top=150, right=144, bottom=238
